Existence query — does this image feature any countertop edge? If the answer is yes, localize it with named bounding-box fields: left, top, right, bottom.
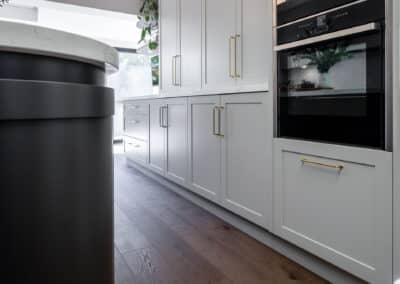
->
left=0, top=20, right=119, bottom=72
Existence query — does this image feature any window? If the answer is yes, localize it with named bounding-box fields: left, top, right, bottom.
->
left=107, top=48, right=159, bottom=140
left=107, top=48, right=159, bottom=99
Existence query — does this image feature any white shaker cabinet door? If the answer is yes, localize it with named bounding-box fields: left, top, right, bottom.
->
left=273, top=139, right=392, bottom=284
left=188, top=95, right=222, bottom=203
left=160, top=0, right=180, bottom=94
left=203, top=0, right=237, bottom=91
left=148, top=101, right=166, bottom=176
left=235, top=0, right=271, bottom=90
left=165, top=98, right=188, bottom=186
left=220, top=93, right=273, bottom=229
left=180, top=0, right=202, bottom=92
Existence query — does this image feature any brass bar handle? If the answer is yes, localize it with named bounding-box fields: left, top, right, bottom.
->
left=213, top=106, right=218, bottom=136
left=234, top=34, right=240, bottom=78
left=175, top=55, right=181, bottom=86
left=229, top=36, right=235, bottom=78
left=162, top=106, right=169, bottom=128
left=217, top=106, right=224, bottom=137
left=172, top=56, right=175, bottom=85
left=159, top=106, right=163, bottom=128
left=301, top=158, right=344, bottom=171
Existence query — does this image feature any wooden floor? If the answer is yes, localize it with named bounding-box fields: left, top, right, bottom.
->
left=113, top=155, right=330, bottom=284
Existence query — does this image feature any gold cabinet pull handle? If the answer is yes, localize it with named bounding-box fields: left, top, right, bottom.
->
left=213, top=106, right=218, bottom=136
left=217, top=106, right=224, bottom=137
left=163, top=106, right=169, bottom=128
left=229, top=36, right=235, bottom=78
left=172, top=56, right=175, bottom=85
left=234, top=34, right=240, bottom=78
left=159, top=106, right=163, bottom=128
left=301, top=158, right=344, bottom=171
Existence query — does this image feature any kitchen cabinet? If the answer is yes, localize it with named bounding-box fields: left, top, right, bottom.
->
left=149, top=100, right=167, bottom=175
left=273, top=138, right=392, bottom=284
left=124, top=102, right=150, bottom=167
left=124, top=137, right=148, bottom=166
left=124, top=102, right=149, bottom=141
left=146, top=98, right=188, bottom=186
left=235, top=0, right=271, bottom=89
left=160, top=0, right=202, bottom=95
left=202, top=0, right=237, bottom=91
left=160, top=0, right=180, bottom=94
left=220, top=93, right=272, bottom=229
left=165, top=98, right=188, bottom=186
left=180, top=0, right=202, bottom=92
left=202, top=0, right=271, bottom=93
left=188, top=93, right=273, bottom=229
left=188, top=95, right=222, bottom=202
left=160, top=0, right=271, bottom=96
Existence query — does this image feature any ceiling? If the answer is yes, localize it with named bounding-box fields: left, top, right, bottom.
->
left=47, top=0, right=144, bottom=15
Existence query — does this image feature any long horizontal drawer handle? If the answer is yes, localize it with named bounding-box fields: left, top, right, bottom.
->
left=301, top=158, right=344, bottom=171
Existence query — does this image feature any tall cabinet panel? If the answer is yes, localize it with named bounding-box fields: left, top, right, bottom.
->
left=188, top=96, right=222, bottom=202
left=236, top=0, right=271, bottom=89
left=203, top=0, right=237, bottom=91
left=165, top=98, right=188, bottom=186
left=149, top=100, right=166, bottom=175
left=220, top=93, right=272, bottom=229
left=160, top=0, right=180, bottom=94
left=180, top=0, right=202, bottom=92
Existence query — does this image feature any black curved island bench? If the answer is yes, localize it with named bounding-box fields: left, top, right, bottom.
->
left=0, top=20, right=119, bottom=284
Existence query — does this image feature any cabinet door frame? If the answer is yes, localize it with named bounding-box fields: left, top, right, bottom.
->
left=273, top=138, right=393, bottom=284
left=179, top=0, right=202, bottom=93
left=148, top=100, right=167, bottom=176
left=220, top=93, right=273, bottom=229
left=160, top=0, right=181, bottom=95
left=187, top=95, right=222, bottom=202
left=201, top=0, right=238, bottom=93
left=235, top=0, right=271, bottom=91
left=164, top=97, right=188, bottom=186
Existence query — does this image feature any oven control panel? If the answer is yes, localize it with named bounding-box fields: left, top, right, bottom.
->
left=276, top=0, right=384, bottom=46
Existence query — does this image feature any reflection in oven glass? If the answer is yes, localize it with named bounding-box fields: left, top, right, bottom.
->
left=280, top=42, right=367, bottom=97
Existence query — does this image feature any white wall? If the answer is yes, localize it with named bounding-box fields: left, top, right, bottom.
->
left=48, top=0, right=143, bottom=15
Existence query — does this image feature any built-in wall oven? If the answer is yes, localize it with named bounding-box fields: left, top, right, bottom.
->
left=275, top=0, right=389, bottom=149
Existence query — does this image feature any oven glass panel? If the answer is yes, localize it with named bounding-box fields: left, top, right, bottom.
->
left=277, top=0, right=357, bottom=26
left=278, top=31, right=385, bottom=148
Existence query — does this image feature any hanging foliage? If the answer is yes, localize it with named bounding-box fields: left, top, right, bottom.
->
left=137, top=0, right=159, bottom=51
left=0, top=0, right=9, bottom=7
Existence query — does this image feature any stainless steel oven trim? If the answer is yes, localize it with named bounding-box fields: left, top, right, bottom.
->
left=274, top=0, right=368, bottom=29
left=385, top=0, right=393, bottom=151
left=274, top=22, right=379, bottom=51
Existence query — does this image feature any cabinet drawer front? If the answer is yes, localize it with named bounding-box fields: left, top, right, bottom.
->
left=124, top=115, right=149, bottom=141
left=125, top=103, right=149, bottom=116
left=274, top=139, right=392, bottom=283
left=125, top=137, right=148, bottom=164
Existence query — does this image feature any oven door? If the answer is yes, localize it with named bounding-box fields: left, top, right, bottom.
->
left=277, top=24, right=385, bottom=149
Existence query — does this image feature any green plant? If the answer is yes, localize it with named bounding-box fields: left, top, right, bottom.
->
left=0, top=0, right=9, bottom=6
left=301, top=45, right=352, bottom=74
left=137, top=0, right=159, bottom=51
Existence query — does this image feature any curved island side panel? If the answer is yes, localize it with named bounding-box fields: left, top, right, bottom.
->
left=0, top=20, right=118, bottom=284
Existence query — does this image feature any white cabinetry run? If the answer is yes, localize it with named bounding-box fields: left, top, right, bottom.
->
left=124, top=93, right=273, bottom=229
left=160, top=0, right=272, bottom=96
